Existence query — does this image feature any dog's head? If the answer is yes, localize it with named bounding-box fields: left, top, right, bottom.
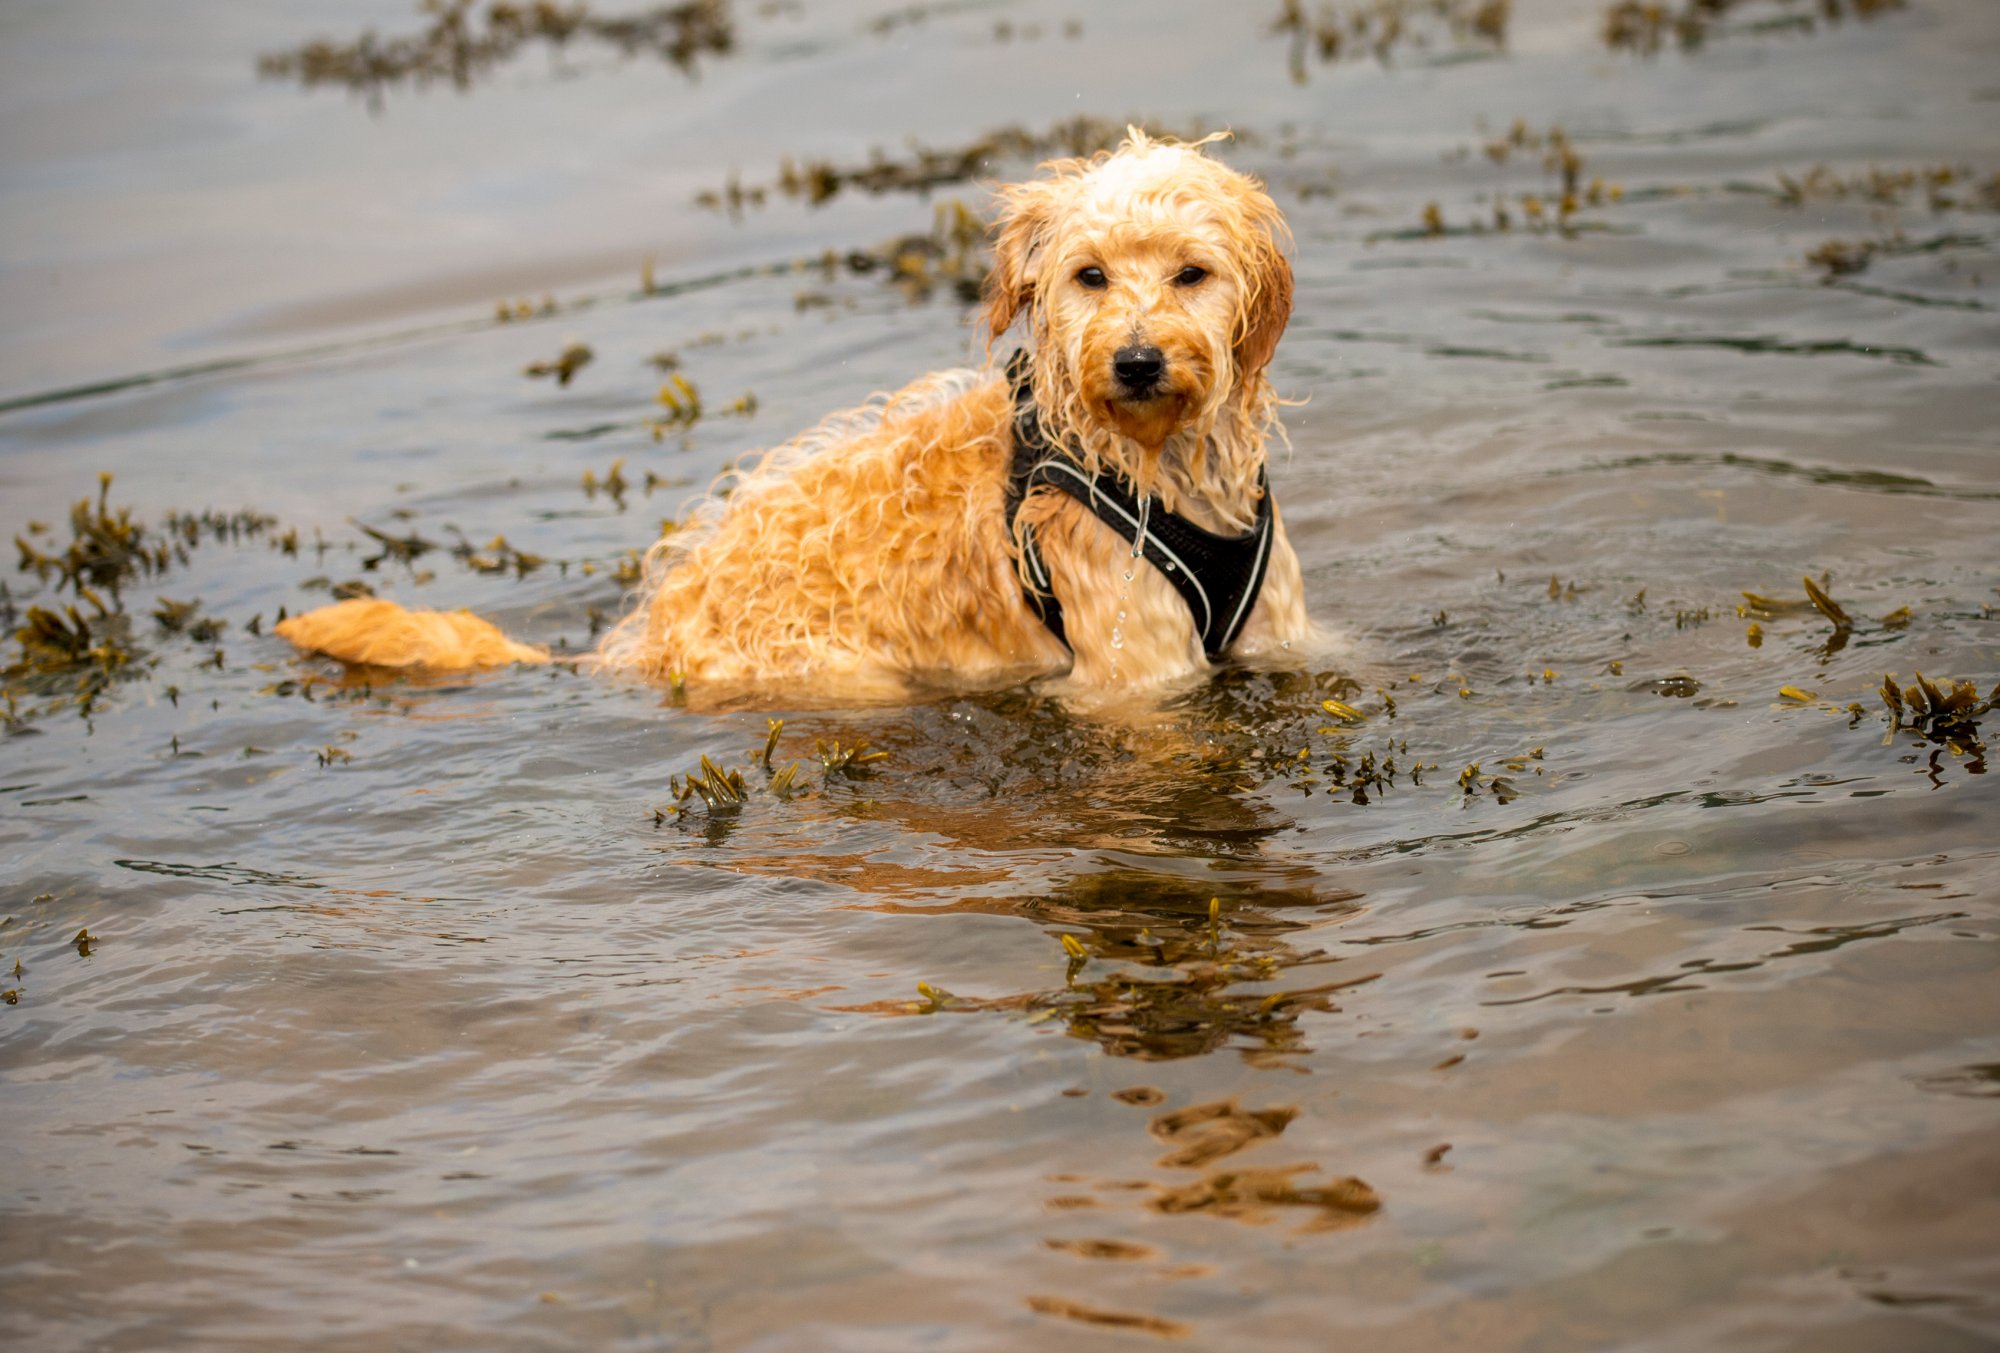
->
left=985, top=130, right=1293, bottom=454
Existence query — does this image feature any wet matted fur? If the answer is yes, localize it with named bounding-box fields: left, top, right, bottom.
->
left=278, top=130, right=1315, bottom=704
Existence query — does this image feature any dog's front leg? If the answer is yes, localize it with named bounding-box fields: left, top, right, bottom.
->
left=1029, top=497, right=1206, bottom=690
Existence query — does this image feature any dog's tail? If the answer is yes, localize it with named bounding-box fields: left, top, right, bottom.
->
left=275, top=598, right=548, bottom=671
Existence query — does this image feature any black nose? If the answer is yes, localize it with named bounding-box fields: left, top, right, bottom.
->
left=1113, top=345, right=1165, bottom=393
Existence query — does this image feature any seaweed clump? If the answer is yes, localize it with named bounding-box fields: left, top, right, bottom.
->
left=523, top=340, right=594, bottom=386
left=1778, top=164, right=2000, bottom=281
left=1878, top=673, right=1992, bottom=775
left=1272, top=0, right=1510, bottom=82
left=257, top=0, right=735, bottom=110
left=819, top=202, right=992, bottom=307
left=654, top=721, right=831, bottom=822
left=1775, top=163, right=1996, bottom=213
left=7, top=477, right=283, bottom=722
left=1604, top=0, right=1906, bottom=56
left=5, top=602, right=141, bottom=721
left=17, top=474, right=162, bottom=602
left=1805, top=237, right=1882, bottom=278
left=1390, top=121, right=1625, bottom=241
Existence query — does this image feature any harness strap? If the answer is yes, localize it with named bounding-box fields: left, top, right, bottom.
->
left=1003, top=350, right=1275, bottom=659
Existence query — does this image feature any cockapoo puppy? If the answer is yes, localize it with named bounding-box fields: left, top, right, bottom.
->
left=279, top=130, right=1313, bottom=704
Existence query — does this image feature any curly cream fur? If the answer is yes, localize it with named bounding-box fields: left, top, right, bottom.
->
left=279, top=130, right=1314, bottom=705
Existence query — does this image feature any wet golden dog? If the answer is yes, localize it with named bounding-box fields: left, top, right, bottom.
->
left=278, top=131, right=1312, bottom=703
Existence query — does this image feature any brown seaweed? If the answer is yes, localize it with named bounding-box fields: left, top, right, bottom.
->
left=257, top=1, right=735, bottom=111
left=1877, top=672, right=1992, bottom=772
left=1273, top=0, right=1509, bottom=84
left=524, top=341, right=594, bottom=386
left=1380, top=120, right=1624, bottom=241
left=1604, top=0, right=1906, bottom=57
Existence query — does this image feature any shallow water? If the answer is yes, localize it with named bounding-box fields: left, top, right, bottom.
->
left=3, top=1, right=1998, bottom=1349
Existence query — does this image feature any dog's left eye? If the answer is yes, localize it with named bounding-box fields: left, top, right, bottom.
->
left=1174, top=265, right=1208, bottom=286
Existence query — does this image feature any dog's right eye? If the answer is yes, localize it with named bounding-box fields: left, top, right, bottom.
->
left=1076, top=266, right=1107, bottom=290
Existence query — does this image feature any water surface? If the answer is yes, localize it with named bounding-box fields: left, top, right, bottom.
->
left=3, top=1, right=1997, bottom=1349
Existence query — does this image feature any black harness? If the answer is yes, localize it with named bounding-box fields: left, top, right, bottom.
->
left=1003, top=350, right=1276, bottom=658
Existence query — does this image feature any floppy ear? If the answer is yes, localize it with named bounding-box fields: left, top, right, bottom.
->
left=1234, top=233, right=1294, bottom=378
left=981, top=178, right=1063, bottom=343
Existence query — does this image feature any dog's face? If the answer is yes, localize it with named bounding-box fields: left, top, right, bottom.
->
left=986, top=132, right=1293, bottom=453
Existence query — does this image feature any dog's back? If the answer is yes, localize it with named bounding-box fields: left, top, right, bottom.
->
left=594, top=368, right=1066, bottom=697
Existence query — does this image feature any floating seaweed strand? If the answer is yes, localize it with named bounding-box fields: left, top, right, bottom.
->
left=256, top=0, right=736, bottom=110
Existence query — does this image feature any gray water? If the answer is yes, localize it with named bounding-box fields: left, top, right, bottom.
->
left=3, top=1, right=1998, bottom=1349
